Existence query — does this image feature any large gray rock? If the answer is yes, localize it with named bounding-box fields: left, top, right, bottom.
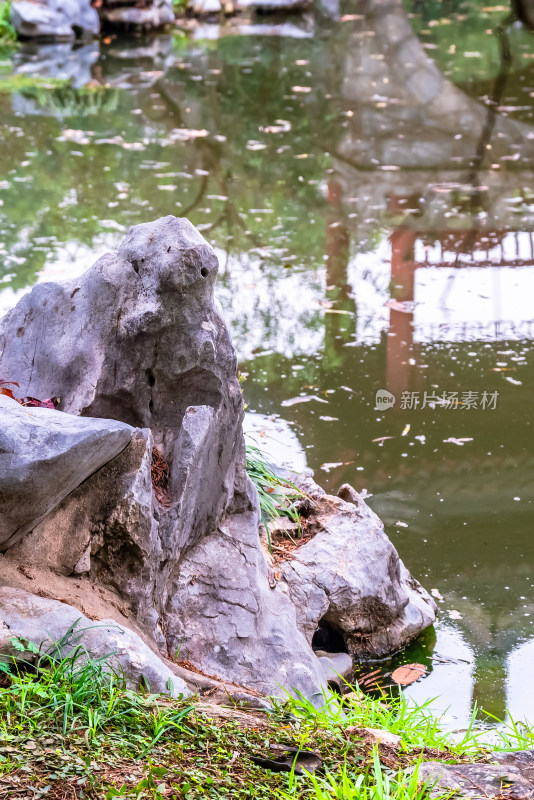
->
left=279, top=479, right=436, bottom=658
left=165, top=502, right=328, bottom=703
left=11, top=0, right=99, bottom=41
left=0, top=587, right=190, bottom=698
left=0, top=216, right=435, bottom=704
left=0, top=217, right=328, bottom=704
left=0, top=395, right=133, bottom=551
left=0, top=216, right=248, bottom=553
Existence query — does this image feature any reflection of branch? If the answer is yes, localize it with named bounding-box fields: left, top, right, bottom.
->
left=467, top=14, right=513, bottom=191
left=179, top=172, right=209, bottom=218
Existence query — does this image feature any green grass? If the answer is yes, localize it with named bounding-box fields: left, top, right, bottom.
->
left=245, top=443, right=305, bottom=552
left=0, top=1, right=16, bottom=43
left=0, top=630, right=499, bottom=800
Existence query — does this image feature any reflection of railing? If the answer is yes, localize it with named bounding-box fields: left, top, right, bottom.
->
left=417, top=319, right=534, bottom=341
left=386, top=224, right=534, bottom=395
left=415, top=230, right=534, bottom=269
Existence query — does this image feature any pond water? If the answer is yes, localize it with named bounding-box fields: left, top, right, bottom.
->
left=1, top=0, right=533, bottom=731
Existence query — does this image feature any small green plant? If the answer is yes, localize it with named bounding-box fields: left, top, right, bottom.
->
left=0, top=1, right=16, bottom=42
left=0, top=622, right=192, bottom=745
left=245, top=443, right=306, bottom=552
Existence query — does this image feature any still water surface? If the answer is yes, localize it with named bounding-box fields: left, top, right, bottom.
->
left=1, top=0, right=533, bottom=730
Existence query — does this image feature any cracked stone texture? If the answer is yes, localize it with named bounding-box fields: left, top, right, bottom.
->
left=418, top=750, right=534, bottom=799
left=0, top=216, right=249, bottom=555
left=279, top=478, right=436, bottom=658
left=0, top=587, right=190, bottom=698
left=0, top=395, right=133, bottom=551
left=6, top=429, right=166, bottom=640
left=165, top=499, right=328, bottom=703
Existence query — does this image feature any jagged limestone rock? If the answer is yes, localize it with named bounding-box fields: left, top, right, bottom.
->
left=278, top=477, right=436, bottom=658
left=0, top=216, right=436, bottom=702
left=166, top=502, right=328, bottom=702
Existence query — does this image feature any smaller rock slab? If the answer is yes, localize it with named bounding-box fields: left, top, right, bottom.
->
left=0, top=587, right=190, bottom=698
left=315, top=650, right=353, bottom=689
left=419, top=752, right=534, bottom=799
left=0, top=395, right=133, bottom=550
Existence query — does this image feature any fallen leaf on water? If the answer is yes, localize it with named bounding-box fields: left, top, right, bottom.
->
left=431, top=589, right=444, bottom=602
left=319, top=416, right=339, bottom=422
left=281, top=395, right=328, bottom=407
left=401, top=424, right=410, bottom=437
left=391, top=664, right=427, bottom=686
left=172, top=128, right=208, bottom=141
left=443, top=437, right=473, bottom=446
left=320, top=461, right=354, bottom=472
left=263, top=120, right=291, bottom=134
left=291, top=86, right=312, bottom=93
left=395, top=521, right=408, bottom=528
left=448, top=609, right=463, bottom=620
left=372, top=436, right=395, bottom=443
left=505, top=377, right=522, bottom=385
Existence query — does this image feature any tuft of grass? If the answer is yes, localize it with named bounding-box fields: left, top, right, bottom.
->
left=0, top=1, right=16, bottom=43
left=0, top=624, right=192, bottom=748
left=245, top=443, right=305, bottom=551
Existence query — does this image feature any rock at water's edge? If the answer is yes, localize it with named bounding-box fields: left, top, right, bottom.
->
left=279, top=477, right=436, bottom=658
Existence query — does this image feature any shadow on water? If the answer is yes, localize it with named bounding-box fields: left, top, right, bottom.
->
left=0, top=0, right=534, bottom=729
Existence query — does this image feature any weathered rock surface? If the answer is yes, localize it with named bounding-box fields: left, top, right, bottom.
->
left=418, top=750, right=534, bottom=799
left=0, top=395, right=133, bottom=551
left=0, top=217, right=327, bottom=703
left=11, top=0, right=99, bottom=41
left=166, top=502, right=327, bottom=702
left=314, top=650, right=353, bottom=689
left=0, top=587, right=190, bottom=697
left=279, top=478, right=436, bottom=658
left=0, top=216, right=247, bottom=552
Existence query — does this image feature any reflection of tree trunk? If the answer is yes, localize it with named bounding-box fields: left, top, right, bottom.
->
left=512, top=0, right=534, bottom=30
left=323, top=180, right=355, bottom=364
left=468, top=14, right=513, bottom=194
